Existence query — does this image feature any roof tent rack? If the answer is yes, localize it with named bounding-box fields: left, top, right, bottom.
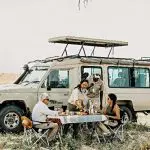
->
left=140, top=57, right=150, bottom=61
left=48, top=36, right=128, bottom=47
left=48, top=36, right=128, bottom=57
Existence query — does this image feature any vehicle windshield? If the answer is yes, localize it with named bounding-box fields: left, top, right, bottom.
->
left=20, top=66, right=48, bottom=85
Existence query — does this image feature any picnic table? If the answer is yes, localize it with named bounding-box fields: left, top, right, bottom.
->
left=47, top=114, right=107, bottom=125
left=47, top=114, right=107, bottom=143
left=48, top=114, right=107, bottom=124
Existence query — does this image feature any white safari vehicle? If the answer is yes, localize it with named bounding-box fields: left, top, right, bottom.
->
left=0, top=36, right=150, bottom=132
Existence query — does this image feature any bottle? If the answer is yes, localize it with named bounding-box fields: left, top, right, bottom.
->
left=89, top=100, right=94, bottom=114
left=91, top=104, right=94, bottom=114
left=66, top=110, right=69, bottom=115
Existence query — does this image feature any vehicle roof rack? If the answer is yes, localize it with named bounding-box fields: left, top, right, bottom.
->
left=48, top=36, right=128, bottom=47
left=48, top=36, right=128, bottom=57
left=140, top=57, right=150, bottom=61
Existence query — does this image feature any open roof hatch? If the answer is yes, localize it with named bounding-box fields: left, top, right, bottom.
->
left=48, top=36, right=128, bottom=57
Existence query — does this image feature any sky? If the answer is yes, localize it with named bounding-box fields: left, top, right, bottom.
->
left=0, top=0, right=150, bottom=73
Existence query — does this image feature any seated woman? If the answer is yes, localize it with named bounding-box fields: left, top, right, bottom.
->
left=98, top=93, right=120, bottom=134
left=64, top=79, right=89, bottom=138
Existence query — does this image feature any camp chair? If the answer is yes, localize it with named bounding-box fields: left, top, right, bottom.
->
left=104, top=109, right=126, bottom=142
left=21, top=116, right=50, bottom=148
left=21, top=116, right=62, bottom=148
left=77, top=122, right=102, bottom=143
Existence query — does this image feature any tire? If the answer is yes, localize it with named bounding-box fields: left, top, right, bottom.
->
left=120, top=106, right=133, bottom=124
left=0, top=105, right=24, bottom=133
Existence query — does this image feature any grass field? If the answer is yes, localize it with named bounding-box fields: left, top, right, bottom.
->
left=0, top=122, right=150, bottom=150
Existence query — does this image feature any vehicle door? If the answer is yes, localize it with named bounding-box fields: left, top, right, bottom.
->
left=38, top=68, right=73, bottom=109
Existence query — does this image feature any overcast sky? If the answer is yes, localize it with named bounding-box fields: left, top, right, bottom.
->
left=0, top=0, right=150, bottom=73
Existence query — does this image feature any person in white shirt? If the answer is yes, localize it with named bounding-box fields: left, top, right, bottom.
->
left=68, top=79, right=89, bottom=112
left=32, top=93, right=61, bottom=140
left=64, top=80, right=89, bottom=138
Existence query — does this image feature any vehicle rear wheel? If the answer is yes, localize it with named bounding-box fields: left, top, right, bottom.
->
left=0, top=105, right=24, bottom=133
left=120, top=106, right=133, bottom=124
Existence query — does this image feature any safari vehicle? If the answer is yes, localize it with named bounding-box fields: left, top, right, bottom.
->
left=0, top=36, right=150, bottom=133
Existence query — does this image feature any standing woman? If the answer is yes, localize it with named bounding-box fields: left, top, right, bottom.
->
left=68, top=79, right=89, bottom=112
left=64, top=80, right=89, bottom=138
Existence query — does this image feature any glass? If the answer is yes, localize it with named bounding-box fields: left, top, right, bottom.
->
left=49, top=70, right=69, bottom=88
left=20, top=67, right=48, bottom=85
left=108, top=67, right=129, bottom=87
left=94, top=109, right=98, bottom=114
left=65, top=110, right=69, bottom=115
left=82, top=67, right=102, bottom=78
left=134, top=68, right=149, bottom=87
left=54, top=107, right=58, bottom=111
left=69, top=111, right=74, bottom=115
left=62, top=105, right=67, bottom=112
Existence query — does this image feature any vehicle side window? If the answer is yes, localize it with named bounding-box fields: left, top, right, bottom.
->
left=108, top=67, right=150, bottom=88
left=48, top=70, right=69, bottom=88
left=108, top=67, right=130, bottom=87
left=81, top=66, right=102, bottom=80
left=134, top=68, right=149, bottom=87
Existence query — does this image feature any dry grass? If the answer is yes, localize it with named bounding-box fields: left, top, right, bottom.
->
left=0, top=123, right=150, bottom=150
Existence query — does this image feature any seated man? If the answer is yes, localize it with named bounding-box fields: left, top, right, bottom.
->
left=32, top=93, right=62, bottom=140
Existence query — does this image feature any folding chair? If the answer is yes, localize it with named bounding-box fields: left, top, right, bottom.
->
left=79, top=122, right=102, bottom=143
left=21, top=116, right=50, bottom=148
left=105, top=109, right=126, bottom=142
left=90, top=122, right=103, bottom=143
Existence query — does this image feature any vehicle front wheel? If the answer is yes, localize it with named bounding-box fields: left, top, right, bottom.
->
left=0, top=105, right=24, bottom=133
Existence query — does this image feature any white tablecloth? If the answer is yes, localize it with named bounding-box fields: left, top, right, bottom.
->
left=48, top=114, right=107, bottom=124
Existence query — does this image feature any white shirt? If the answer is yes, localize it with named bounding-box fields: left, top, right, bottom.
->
left=32, top=101, right=58, bottom=124
left=68, top=88, right=88, bottom=106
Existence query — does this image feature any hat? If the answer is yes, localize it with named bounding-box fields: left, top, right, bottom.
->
left=39, top=93, right=50, bottom=101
